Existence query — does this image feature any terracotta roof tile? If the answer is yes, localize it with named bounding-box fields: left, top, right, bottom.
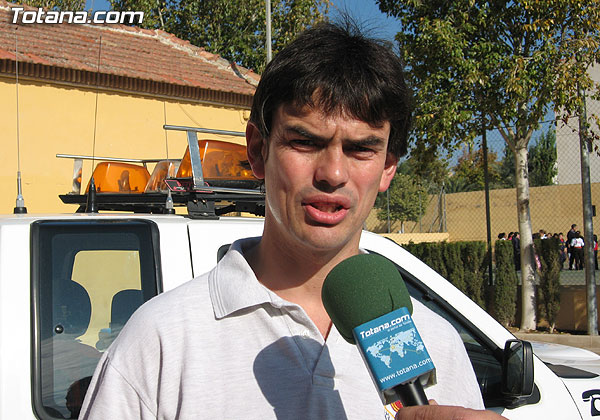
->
left=0, top=0, right=258, bottom=103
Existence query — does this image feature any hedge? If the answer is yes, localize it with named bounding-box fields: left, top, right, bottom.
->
left=535, top=238, right=561, bottom=332
left=404, top=241, right=488, bottom=307
left=494, top=240, right=518, bottom=327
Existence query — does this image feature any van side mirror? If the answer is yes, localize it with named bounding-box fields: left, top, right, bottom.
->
left=502, top=339, right=534, bottom=406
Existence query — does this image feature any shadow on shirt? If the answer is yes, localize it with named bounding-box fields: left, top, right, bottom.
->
left=253, top=336, right=348, bottom=419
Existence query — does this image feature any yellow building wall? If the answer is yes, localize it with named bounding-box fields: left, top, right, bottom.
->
left=367, top=183, right=599, bottom=242
left=444, top=183, right=600, bottom=242
left=0, top=77, right=251, bottom=214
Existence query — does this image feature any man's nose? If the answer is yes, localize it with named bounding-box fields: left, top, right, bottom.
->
left=314, top=146, right=349, bottom=190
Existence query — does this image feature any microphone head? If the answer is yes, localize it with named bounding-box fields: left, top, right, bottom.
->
left=322, top=253, right=413, bottom=344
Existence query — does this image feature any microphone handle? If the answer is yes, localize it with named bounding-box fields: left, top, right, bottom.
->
left=392, top=380, right=429, bottom=406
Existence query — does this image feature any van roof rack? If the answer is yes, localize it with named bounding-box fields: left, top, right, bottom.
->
left=58, top=125, right=265, bottom=219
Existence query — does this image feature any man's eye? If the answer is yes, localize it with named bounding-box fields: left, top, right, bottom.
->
left=291, top=139, right=318, bottom=149
left=346, top=145, right=375, bottom=156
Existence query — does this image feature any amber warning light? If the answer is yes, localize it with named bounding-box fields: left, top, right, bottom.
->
left=59, top=139, right=260, bottom=195
left=57, top=125, right=265, bottom=217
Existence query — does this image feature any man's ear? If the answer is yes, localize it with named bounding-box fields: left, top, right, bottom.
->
left=246, top=122, right=266, bottom=180
left=378, top=152, right=398, bottom=192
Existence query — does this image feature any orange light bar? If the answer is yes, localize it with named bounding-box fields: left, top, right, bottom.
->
left=176, top=140, right=255, bottom=180
left=86, top=162, right=151, bottom=194
left=144, top=160, right=180, bottom=193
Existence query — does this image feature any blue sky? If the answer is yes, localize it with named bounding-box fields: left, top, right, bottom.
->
left=329, top=0, right=401, bottom=43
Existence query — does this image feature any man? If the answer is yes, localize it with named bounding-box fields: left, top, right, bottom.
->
left=80, top=22, right=503, bottom=419
left=567, top=224, right=577, bottom=269
left=512, top=232, right=521, bottom=270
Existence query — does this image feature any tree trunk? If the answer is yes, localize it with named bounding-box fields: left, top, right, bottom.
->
left=515, top=145, right=537, bottom=330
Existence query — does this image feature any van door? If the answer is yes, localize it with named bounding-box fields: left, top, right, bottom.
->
left=30, top=220, right=162, bottom=419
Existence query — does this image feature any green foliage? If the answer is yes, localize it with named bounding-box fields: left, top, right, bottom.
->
left=461, top=241, right=488, bottom=307
left=110, top=0, right=328, bottom=72
left=404, top=241, right=488, bottom=306
left=449, top=147, right=504, bottom=192
left=528, top=129, right=557, bottom=187
left=401, top=154, right=451, bottom=190
left=375, top=171, right=429, bottom=228
left=493, top=240, right=518, bottom=327
left=443, top=242, right=466, bottom=294
left=378, top=0, right=599, bottom=329
left=377, top=0, right=600, bottom=149
left=443, top=176, right=475, bottom=194
left=405, top=242, right=446, bottom=278
left=535, top=238, right=561, bottom=332
left=499, top=128, right=557, bottom=189
left=499, top=144, right=516, bottom=188
left=21, top=0, right=85, bottom=10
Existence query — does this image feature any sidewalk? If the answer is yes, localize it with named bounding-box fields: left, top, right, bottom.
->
left=559, top=268, right=600, bottom=286
left=515, top=332, right=600, bottom=355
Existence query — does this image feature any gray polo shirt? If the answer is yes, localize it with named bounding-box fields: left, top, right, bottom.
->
left=80, top=238, right=483, bottom=419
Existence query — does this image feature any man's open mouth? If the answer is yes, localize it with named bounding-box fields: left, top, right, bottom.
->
left=311, top=203, right=344, bottom=213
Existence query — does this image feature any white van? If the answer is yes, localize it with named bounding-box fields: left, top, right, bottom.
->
left=2, top=131, right=599, bottom=419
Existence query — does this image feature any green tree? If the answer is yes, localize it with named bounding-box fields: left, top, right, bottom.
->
left=494, top=240, right=518, bottom=327
left=397, top=158, right=449, bottom=194
left=528, top=128, right=558, bottom=187
left=499, top=143, right=516, bottom=188
left=375, top=171, right=429, bottom=233
left=461, top=241, right=488, bottom=308
left=536, top=238, right=561, bottom=332
left=444, top=242, right=466, bottom=294
left=110, top=0, right=328, bottom=72
left=499, top=128, right=557, bottom=188
left=451, top=147, right=503, bottom=191
left=21, top=0, right=85, bottom=10
left=377, top=0, right=600, bottom=330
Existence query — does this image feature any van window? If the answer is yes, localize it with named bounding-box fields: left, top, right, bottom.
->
left=397, top=268, right=505, bottom=407
left=31, top=220, right=161, bottom=419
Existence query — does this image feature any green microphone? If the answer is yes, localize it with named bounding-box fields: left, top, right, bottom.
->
left=322, top=253, right=412, bottom=344
left=322, top=253, right=434, bottom=406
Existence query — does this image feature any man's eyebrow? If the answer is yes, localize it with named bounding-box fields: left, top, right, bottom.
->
left=285, top=125, right=326, bottom=141
left=349, top=136, right=386, bottom=148
left=284, top=125, right=387, bottom=147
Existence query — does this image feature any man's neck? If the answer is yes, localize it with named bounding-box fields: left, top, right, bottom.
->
left=245, top=234, right=359, bottom=339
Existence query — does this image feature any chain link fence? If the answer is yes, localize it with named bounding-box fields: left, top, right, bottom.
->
left=366, top=101, right=600, bottom=286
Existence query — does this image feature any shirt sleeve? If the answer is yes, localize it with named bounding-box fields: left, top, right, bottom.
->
left=79, top=352, right=156, bottom=419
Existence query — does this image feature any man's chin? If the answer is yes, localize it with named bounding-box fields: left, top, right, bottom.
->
left=294, top=225, right=361, bottom=254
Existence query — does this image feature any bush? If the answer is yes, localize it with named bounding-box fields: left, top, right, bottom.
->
left=405, top=242, right=447, bottom=279
left=494, top=240, right=518, bottom=327
left=461, top=241, right=488, bottom=308
left=535, top=238, right=561, bottom=332
left=444, top=242, right=466, bottom=294
left=404, top=241, right=488, bottom=307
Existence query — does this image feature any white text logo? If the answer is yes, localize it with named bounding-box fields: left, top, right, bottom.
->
left=359, top=314, right=410, bottom=339
left=12, top=7, right=144, bottom=25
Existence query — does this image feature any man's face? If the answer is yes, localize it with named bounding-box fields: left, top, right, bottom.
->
left=247, top=104, right=397, bottom=254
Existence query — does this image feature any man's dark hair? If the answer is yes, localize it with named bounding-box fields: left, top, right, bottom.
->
left=249, top=22, right=413, bottom=158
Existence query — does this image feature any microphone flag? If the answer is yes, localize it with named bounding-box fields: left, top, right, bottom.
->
left=353, top=307, right=436, bottom=403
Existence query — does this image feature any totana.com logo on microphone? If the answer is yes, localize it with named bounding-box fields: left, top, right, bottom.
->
left=11, top=7, right=144, bottom=24
left=358, top=313, right=410, bottom=339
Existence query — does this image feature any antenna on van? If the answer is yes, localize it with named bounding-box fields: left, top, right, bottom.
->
left=86, top=35, right=103, bottom=213
left=163, top=102, right=175, bottom=214
left=14, top=27, right=27, bottom=214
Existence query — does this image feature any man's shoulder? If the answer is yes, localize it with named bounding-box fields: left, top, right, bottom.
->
left=411, top=299, right=461, bottom=345
left=115, top=273, right=212, bottom=337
